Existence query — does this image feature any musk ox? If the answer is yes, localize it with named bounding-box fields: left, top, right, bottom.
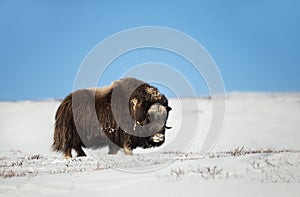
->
left=52, top=78, right=172, bottom=158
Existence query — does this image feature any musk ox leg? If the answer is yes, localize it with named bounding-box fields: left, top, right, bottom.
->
left=64, top=147, right=72, bottom=159
left=75, top=147, right=87, bottom=157
left=123, top=144, right=133, bottom=155
left=108, top=144, right=120, bottom=155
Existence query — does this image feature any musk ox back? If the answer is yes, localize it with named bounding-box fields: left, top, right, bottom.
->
left=52, top=78, right=172, bottom=158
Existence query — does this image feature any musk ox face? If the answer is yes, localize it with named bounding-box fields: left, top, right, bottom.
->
left=130, top=87, right=164, bottom=123
left=52, top=78, right=172, bottom=158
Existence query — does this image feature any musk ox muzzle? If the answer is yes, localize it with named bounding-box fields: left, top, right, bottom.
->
left=52, top=78, right=172, bottom=158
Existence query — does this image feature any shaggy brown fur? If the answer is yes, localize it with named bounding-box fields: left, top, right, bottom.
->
left=52, top=78, right=171, bottom=158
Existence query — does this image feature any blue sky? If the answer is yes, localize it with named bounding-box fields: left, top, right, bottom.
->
left=0, top=0, right=300, bottom=100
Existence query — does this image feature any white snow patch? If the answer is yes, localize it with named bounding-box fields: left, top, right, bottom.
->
left=0, top=93, right=300, bottom=196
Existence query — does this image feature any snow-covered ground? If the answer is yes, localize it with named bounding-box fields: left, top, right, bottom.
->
left=1, top=93, right=300, bottom=196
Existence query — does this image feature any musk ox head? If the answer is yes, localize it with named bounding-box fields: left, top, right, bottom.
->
left=111, top=78, right=172, bottom=142
left=130, top=91, right=172, bottom=146
left=52, top=77, right=172, bottom=158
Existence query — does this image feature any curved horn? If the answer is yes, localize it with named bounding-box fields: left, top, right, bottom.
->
left=146, top=103, right=168, bottom=133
